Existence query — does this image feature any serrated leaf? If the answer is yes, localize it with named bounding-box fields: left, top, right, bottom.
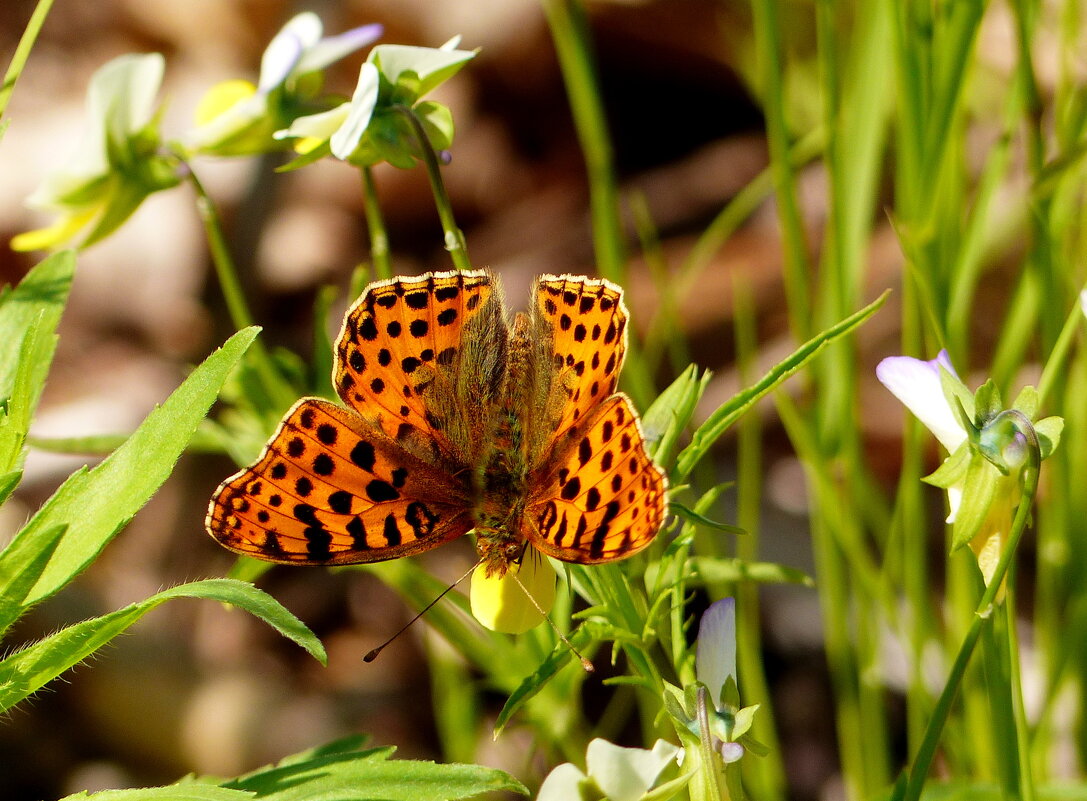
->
left=0, top=469, right=21, bottom=506
left=0, top=523, right=66, bottom=636
left=0, top=578, right=323, bottom=712
left=0, top=250, right=73, bottom=406
left=3, top=328, right=259, bottom=607
left=227, top=751, right=527, bottom=800
left=60, top=782, right=252, bottom=801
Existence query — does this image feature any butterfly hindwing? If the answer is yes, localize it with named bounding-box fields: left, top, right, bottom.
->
left=206, top=398, right=473, bottom=565
left=524, top=393, right=666, bottom=564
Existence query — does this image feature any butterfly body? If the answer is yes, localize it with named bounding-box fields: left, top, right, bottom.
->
left=207, top=270, right=667, bottom=579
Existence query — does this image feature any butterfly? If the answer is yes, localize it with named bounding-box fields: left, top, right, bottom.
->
left=206, top=270, right=667, bottom=584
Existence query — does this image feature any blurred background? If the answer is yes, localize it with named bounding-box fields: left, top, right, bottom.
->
left=0, top=0, right=1032, bottom=798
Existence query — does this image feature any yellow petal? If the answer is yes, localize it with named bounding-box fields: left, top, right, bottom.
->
left=470, top=552, right=556, bottom=634
left=11, top=207, right=98, bottom=251
left=195, top=79, right=257, bottom=126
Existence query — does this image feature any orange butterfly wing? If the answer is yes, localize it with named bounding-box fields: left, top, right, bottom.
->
left=333, top=269, right=502, bottom=452
left=526, top=394, right=666, bottom=563
left=522, top=275, right=666, bottom=564
left=206, top=399, right=473, bottom=564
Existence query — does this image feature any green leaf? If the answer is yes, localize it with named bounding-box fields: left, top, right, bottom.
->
left=923, top=444, right=970, bottom=490
left=0, top=523, right=66, bottom=636
left=690, top=557, right=814, bottom=587
left=641, top=364, right=710, bottom=469
left=1010, top=385, right=1039, bottom=420
left=676, top=291, right=888, bottom=480
left=3, top=327, right=259, bottom=607
left=0, top=469, right=22, bottom=506
left=0, top=578, right=323, bottom=712
left=227, top=748, right=527, bottom=800
left=493, top=636, right=584, bottom=737
left=669, top=501, right=745, bottom=534
left=413, top=101, right=455, bottom=152
left=60, top=785, right=251, bottom=801
left=950, top=456, right=1000, bottom=553
left=972, top=379, right=1002, bottom=425
left=368, top=44, right=477, bottom=102
left=1035, top=416, right=1064, bottom=460
left=0, top=250, right=74, bottom=412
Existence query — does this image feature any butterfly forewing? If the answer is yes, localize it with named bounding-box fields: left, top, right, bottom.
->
left=207, top=398, right=473, bottom=564
left=525, top=394, right=667, bottom=563
left=334, top=269, right=498, bottom=451
left=531, top=274, right=628, bottom=447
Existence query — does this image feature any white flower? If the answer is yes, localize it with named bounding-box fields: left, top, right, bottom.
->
left=274, top=38, right=476, bottom=166
left=13, top=53, right=179, bottom=251
left=536, top=739, right=681, bottom=801
left=876, top=350, right=966, bottom=521
left=184, top=13, right=381, bottom=155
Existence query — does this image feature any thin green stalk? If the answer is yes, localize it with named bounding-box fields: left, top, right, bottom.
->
left=0, top=0, right=56, bottom=125
left=750, top=0, right=813, bottom=341
left=186, top=166, right=293, bottom=412
left=1036, top=282, right=1086, bottom=406
left=900, top=422, right=1041, bottom=801
left=393, top=105, right=471, bottom=272
left=540, top=0, right=625, bottom=285
left=1004, top=581, right=1035, bottom=801
left=733, top=277, right=785, bottom=801
left=361, top=167, right=392, bottom=281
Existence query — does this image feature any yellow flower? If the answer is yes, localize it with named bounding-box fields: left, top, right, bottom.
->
left=469, top=550, right=556, bottom=634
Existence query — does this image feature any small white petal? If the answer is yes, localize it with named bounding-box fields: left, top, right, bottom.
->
left=587, top=738, right=680, bottom=801
left=258, top=13, right=321, bottom=92
left=1080, top=288, right=1087, bottom=319
left=876, top=352, right=966, bottom=452
left=696, top=597, right=736, bottom=708
left=274, top=102, right=350, bottom=141
left=295, top=23, right=383, bottom=75
left=330, top=62, right=380, bottom=160
left=536, top=763, right=587, bottom=801
left=945, top=484, right=962, bottom=524
left=440, top=35, right=463, bottom=50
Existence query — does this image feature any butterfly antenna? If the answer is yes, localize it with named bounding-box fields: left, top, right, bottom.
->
left=508, top=570, right=594, bottom=673
left=363, top=560, right=480, bottom=663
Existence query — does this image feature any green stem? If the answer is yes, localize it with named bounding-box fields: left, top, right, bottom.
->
left=750, top=0, right=813, bottom=341
left=541, top=0, right=625, bottom=284
left=361, top=167, right=393, bottom=281
left=1004, top=581, right=1035, bottom=801
left=1036, top=284, right=1086, bottom=405
left=394, top=105, right=471, bottom=272
left=0, top=0, right=56, bottom=124
left=186, top=166, right=293, bottom=412
left=901, top=420, right=1041, bottom=801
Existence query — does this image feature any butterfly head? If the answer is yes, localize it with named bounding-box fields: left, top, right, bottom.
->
left=474, top=527, right=526, bottom=578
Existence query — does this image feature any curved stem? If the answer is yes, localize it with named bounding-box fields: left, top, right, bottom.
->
left=901, top=421, right=1041, bottom=801
left=393, top=105, right=471, bottom=272
left=361, top=167, right=392, bottom=281
left=185, top=164, right=293, bottom=412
